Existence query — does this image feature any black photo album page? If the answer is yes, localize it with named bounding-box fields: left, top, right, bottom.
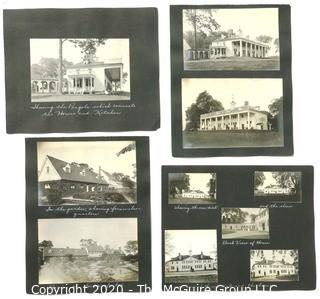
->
left=25, top=137, right=151, bottom=294
left=162, top=166, right=315, bottom=291
left=4, top=8, right=160, bottom=133
left=170, top=5, right=293, bottom=157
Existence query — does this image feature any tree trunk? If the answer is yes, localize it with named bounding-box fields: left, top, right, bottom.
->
left=58, top=39, right=63, bottom=95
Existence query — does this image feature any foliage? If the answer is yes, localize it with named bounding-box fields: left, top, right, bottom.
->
left=31, top=57, right=73, bottom=78
left=207, top=173, right=217, bottom=198
left=256, top=35, right=273, bottom=49
left=254, top=172, right=266, bottom=188
left=68, top=38, right=108, bottom=63
left=222, top=208, right=248, bottom=223
left=80, top=239, right=97, bottom=248
left=116, top=142, right=136, bottom=157
left=272, top=172, right=301, bottom=193
left=39, top=240, right=53, bottom=248
left=268, top=96, right=283, bottom=130
left=274, top=38, right=279, bottom=53
left=169, top=173, right=190, bottom=198
left=185, top=90, right=224, bottom=131
left=124, top=240, right=138, bottom=256
left=47, top=189, right=63, bottom=205
left=165, top=231, right=174, bottom=257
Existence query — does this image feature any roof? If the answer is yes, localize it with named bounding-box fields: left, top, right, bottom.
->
left=66, top=59, right=123, bottom=69
left=201, top=105, right=268, bottom=118
left=86, top=244, right=105, bottom=253
left=212, top=36, right=268, bottom=47
left=31, top=76, right=58, bottom=81
left=42, top=247, right=87, bottom=257
left=46, top=155, right=108, bottom=185
left=252, top=260, right=294, bottom=267
left=169, top=253, right=213, bottom=262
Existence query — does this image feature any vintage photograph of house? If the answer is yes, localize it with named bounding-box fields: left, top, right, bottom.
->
left=168, top=172, right=216, bottom=204
left=221, top=208, right=269, bottom=239
left=182, top=78, right=283, bottom=149
left=250, top=250, right=299, bottom=282
left=38, top=218, right=138, bottom=284
left=30, top=38, right=130, bottom=102
left=164, top=229, right=218, bottom=283
left=254, top=171, right=302, bottom=202
left=37, top=141, right=136, bottom=205
left=183, top=8, right=280, bottom=71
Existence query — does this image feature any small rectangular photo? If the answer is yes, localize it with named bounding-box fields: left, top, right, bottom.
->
left=30, top=38, right=130, bottom=102
left=37, top=140, right=136, bottom=205
left=182, top=78, right=283, bottom=149
left=164, top=229, right=218, bottom=284
left=38, top=218, right=138, bottom=284
left=221, top=208, right=269, bottom=239
left=183, top=8, right=280, bottom=71
left=254, top=171, right=302, bottom=202
left=168, top=172, right=217, bottom=204
left=250, top=250, right=299, bottom=282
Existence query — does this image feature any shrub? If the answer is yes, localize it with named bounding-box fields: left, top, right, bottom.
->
left=47, top=189, right=63, bottom=205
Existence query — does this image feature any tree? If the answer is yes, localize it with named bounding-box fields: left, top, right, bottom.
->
left=31, top=57, right=73, bottom=79
left=39, top=240, right=53, bottom=248
left=256, top=35, right=273, bottom=49
left=184, top=9, right=220, bottom=51
left=165, top=231, right=174, bottom=257
left=80, top=239, right=97, bottom=248
left=121, top=175, right=136, bottom=189
left=268, top=96, right=283, bottom=131
left=169, top=173, right=190, bottom=198
left=124, top=240, right=138, bottom=256
left=185, top=90, right=224, bottom=131
left=272, top=172, right=301, bottom=194
left=274, top=38, right=279, bottom=53
left=254, top=172, right=266, bottom=189
left=116, top=142, right=137, bottom=179
left=207, top=173, right=217, bottom=198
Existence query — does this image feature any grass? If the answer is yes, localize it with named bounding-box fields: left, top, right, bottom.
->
left=165, top=274, right=218, bottom=283
left=39, top=256, right=138, bottom=284
left=252, top=274, right=298, bottom=282
left=184, top=56, right=280, bottom=71
left=183, top=130, right=284, bottom=149
left=168, top=196, right=216, bottom=205
left=31, top=93, right=130, bottom=102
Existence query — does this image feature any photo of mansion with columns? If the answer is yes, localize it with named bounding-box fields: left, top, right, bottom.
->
left=200, top=101, right=271, bottom=131
left=183, top=8, right=280, bottom=71
left=30, top=38, right=130, bottom=102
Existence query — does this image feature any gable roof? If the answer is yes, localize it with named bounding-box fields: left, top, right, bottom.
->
left=43, top=247, right=87, bottom=257
left=169, top=253, right=213, bottom=262
left=46, top=155, right=108, bottom=185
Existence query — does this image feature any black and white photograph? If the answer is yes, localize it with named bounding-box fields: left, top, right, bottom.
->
left=254, top=171, right=302, bottom=202
left=250, top=250, right=299, bottom=282
left=38, top=218, right=138, bottom=284
left=183, top=8, right=280, bottom=71
left=164, top=229, right=218, bottom=283
left=30, top=38, right=130, bottom=102
left=168, top=172, right=216, bottom=204
left=221, top=208, right=270, bottom=239
left=182, top=78, right=283, bottom=149
left=37, top=140, right=137, bottom=205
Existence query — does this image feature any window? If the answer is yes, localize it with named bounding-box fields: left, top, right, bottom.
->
left=80, top=170, right=85, bottom=176
left=46, top=166, right=50, bottom=174
left=44, top=184, right=50, bottom=189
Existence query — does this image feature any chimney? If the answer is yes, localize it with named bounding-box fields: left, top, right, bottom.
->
left=201, top=251, right=204, bottom=259
left=178, top=252, right=181, bottom=260
left=244, top=101, right=249, bottom=107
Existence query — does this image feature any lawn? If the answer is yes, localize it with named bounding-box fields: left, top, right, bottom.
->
left=184, top=56, right=280, bottom=71
left=168, top=196, right=216, bottom=205
left=183, top=130, right=284, bottom=149
left=165, top=273, right=218, bottom=283
left=254, top=193, right=301, bottom=202
left=39, top=256, right=138, bottom=284
left=222, top=230, right=269, bottom=239
left=252, top=274, right=298, bottom=282
left=31, top=93, right=130, bottom=102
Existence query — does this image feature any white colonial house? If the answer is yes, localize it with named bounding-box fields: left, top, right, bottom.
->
left=165, top=251, right=217, bottom=273
left=65, top=59, right=124, bottom=95
left=251, top=259, right=297, bottom=279
left=222, top=208, right=269, bottom=232
left=200, top=101, right=270, bottom=131
left=181, top=190, right=210, bottom=199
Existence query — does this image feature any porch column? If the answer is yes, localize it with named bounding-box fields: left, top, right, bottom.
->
left=221, top=116, right=224, bottom=130
left=91, top=77, right=93, bottom=94
left=245, top=42, right=248, bottom=57
left=239, top=41, right=243, bottom=57
left=255, top=45, right=258, bottom=57
left=120, top=65, right=123, bottom=90
left=229, top=114, right=231, bottom=129
left=237, top=113, right=240, bottom=129
left=215, top=117, right=218, bottom=130
left=247, top=112, right=250, bottom=129
left=82, top=77, right=84, bottom=94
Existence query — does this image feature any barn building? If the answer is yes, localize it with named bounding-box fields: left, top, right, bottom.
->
left=165, top=250, right=217, bottom=273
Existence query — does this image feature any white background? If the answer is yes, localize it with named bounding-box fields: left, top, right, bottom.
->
left=0, top=0, right=319, bottom=298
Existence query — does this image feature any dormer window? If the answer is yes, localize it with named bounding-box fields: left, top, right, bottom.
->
left=80, top=169, right=85, bottom=176
left=63, top=164, right=71, bottom=173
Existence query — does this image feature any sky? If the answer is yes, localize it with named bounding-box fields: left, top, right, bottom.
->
left=165, top=229, right=217, bottom=261
left=251, top=250, right=296, bottom=265
left=259, top=172, right=277, bottom=188
left=38, top=218, right=137, bottom=249
left=181, top=78, right=283, bottom=129
left=30, top=38, right=130, bottom=90
left=186, top=173, right=212, bottom=194
left=183, top=8, right=279, bottom=54
left=37, top=141, right=136, bottom=179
